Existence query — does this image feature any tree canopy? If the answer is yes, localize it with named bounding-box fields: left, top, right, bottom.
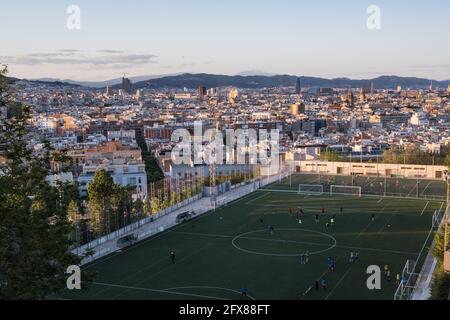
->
left=0, top=66, right=87, bottom=299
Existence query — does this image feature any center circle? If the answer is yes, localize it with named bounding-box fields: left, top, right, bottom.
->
left=231, top=228, right=337, bottom=257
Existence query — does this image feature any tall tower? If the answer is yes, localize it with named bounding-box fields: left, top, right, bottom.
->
left=121, top=76, right=132, bottom=94
left=197, top=86, right=207, bottom=101
left=359, top=88, right=366, bottom=103
left=295, top=77, right=301, bottom=95
left=347, top=88, right=355, bottom=107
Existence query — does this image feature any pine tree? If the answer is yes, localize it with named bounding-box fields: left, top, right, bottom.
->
left=87, top=169, right=115, bottom=236
left=67, top=200, right=81, bottom=245
left=0, top=66, right=85, bottom=299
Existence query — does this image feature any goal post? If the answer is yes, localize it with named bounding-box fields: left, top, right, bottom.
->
left=330, top=185, right=362, bottom=197
left=298, top=184, right=324, bottom=195
left=394, top=259, right=419, bottom=300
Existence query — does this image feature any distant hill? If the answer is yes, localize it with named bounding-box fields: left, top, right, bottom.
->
left=235, top=70, right=278, bottom=77
left=16, top=73, right=450, bottom=90
left=27, top=79, right=83, bottom=88
left=36, top=73, right=182, bottom=88
left=110, top=73, right=450, bottom=90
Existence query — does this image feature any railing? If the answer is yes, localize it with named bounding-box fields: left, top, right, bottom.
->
left=72, top=194, right=202, bottom=257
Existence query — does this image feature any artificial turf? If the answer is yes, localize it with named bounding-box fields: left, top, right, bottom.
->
left=62, top=179, right=445, bottom=300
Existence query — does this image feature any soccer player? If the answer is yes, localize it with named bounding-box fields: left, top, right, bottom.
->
left=349, top=252, right=354, bottom=263
left=396, top=274, right=401, bottom=285
left=354, top=252, right=359, bottom=263
left=315, top=214, right=320, bottom=223
left=340, top=207, right=343, bottom=214
left=387, top=270, right=391, bottom=282
left=240, top=287, right=248, bottom=300
left=321, top=207, right=326, bottom=215
left=327, top=256, right=334, bottom=272
left=315, top=280, right=320, bottom=290
left=321, top=279, right=327, bottom=290
left=300, top=253, right=305, bottom=265
left=325, top=222, right=330, bottom=230
left=170, top=251, right=176, bottom=264
left=289, top=208, right=293, bottom=217
left=331, top=216, right=335, bottom=226
left=371, top=213, right=376, bottom=222
left=269, top=225, right=274, bottom=235
left=260, top=218, right=264, bottom=225
left=305, top=251, right=310, bottom=264
left=384, top=264, right=389, bottom=276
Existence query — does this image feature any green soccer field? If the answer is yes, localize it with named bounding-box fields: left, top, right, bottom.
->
left=265, top=173, right=447, bottom=200
left=62, top=184, right=446, bottom=300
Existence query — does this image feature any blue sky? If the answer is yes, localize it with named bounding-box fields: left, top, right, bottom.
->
left=1, top=0, right=449, bottom=81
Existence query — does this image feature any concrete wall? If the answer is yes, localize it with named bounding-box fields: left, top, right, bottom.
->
left=292, top=160, right=447, bottom=180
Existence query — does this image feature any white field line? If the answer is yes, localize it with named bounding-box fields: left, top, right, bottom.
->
left=92, top=282, right=229, bottom=300
left=420, top=201, right=430, bottom=217
left=355, top=204, right=388, bottom=239
left=245, top=192, right=269, bottom=205
left=108, top=244, right=210, bottom=300
left=325, top=268, right=352, bottom=300
left=172, top=231, right=417, bottom=255
left=437, top=202, right=445, bottom=217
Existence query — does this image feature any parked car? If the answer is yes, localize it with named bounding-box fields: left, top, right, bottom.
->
left=176, top=212, right=192, bottom=223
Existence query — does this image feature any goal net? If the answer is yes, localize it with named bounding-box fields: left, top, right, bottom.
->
left=330, top=185, right=362, bottom=197
left=298, top=184, right=324, bottom=195
left=394, top=260, right=419, bottom=300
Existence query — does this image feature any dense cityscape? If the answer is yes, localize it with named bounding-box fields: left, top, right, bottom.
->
left=1, top=0, right=450, bottom=308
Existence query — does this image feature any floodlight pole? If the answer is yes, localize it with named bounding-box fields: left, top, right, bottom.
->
left=417, top=176, right=419, bottom=198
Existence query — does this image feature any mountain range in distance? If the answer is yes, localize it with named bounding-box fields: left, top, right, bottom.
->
left=29, top=72, right=450, bottom=90
left=35, top=73, right=183, bottom=88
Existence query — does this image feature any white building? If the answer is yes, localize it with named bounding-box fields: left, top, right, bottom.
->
left=107, top=130, right=136, bottom=141
left=410, top=112, right=429, bottom=126
left=78, top=161, right=147, bottom=199
left=46, top=172, right=74, bottom=187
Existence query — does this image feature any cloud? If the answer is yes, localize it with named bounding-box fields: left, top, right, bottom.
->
left=0, top=51, right=158, bottom=68
left=58, top=49, right=81, bottom=54
left=97, top=49, right=124, bottom=54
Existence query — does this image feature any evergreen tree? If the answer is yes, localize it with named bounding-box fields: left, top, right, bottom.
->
left=67, top=200, right=81, bottom=245
left=87, top=169, right=115, bottom=236
left=0, top=66, right=85, bottom=299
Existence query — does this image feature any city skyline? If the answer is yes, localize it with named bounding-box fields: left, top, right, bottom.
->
left=1, top=0, right=450, bottom=81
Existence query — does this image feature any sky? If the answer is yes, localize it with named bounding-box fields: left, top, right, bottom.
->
left=1, top=0, right=449, bottom=81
